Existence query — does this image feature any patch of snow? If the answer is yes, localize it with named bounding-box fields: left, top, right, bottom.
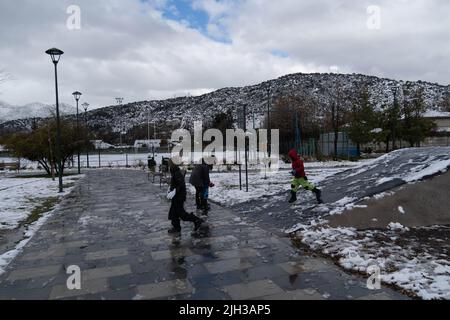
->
left=376, top=177, right=395, bottom=185
left=0, top=175, right=83, bottom=230
left=404, top=158, right=450, bottom=182
left=295, top=223, right=450, bottom=299
left=423, top=110, right=450, bottom=118
left=387, top=222, right=409, bottom=232
left=0, top=175, right=83, bottom=275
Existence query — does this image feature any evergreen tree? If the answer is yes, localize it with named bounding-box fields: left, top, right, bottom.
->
left=347, top=87, right=377, bottom=156
left=400, top=87, right=436, bottom=147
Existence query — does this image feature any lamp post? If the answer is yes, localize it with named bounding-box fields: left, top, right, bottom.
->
left=267, top=88, right=271, bottom=161
left=82, top=102, right=90, bottom=168
left=116, top=98, right=124, bottom=147
left=45, top=48, right=64, bottom=193
left=72, top=91, right=82, bottom=174
left=242, top=103, right=249, bottom=192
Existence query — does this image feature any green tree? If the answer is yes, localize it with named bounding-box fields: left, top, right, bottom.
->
left=3, top=119, right=88, bottom=175
left=400, top=87, right=436, bottom=147
left=210, top=111, right=234, bottom=135
left=376, top=88, right=403, bottom=152
left=347, top=88, right=377, bottom=156
left=441, top=92, right=450, bottom=112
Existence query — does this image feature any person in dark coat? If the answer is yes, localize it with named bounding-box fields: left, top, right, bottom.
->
left=147, top=156, right=156, bottom=173
left=189, top=158, right=214, bottom=215
left=288, top=149, right=323, bottom=204
left=168, top=159, right=203, bottom=234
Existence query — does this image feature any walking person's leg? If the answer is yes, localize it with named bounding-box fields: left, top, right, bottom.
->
left=289, top=178, right=301, bottom=203
left=201, top=184, right=210, bottom=216
left=168, top=201, right=182, bottom=233
left=298, top=178, right=323, bottom=204
left=195, top=186, right=202, bottom=209
left=179, top=203, right=204, bottom=231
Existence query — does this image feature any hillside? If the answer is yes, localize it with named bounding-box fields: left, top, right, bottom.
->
left=0, top=72, right=448, bottom=136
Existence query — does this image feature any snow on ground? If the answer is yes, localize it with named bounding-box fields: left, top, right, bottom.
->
left=0, top=175, right=83, bottom=230
left=403, top=157, right=450, bottom=182
left=194, top=162, right=358, bottom=206
left=0, top=153, right=172, bottom=170
left=0, top=174, right=83, bottom=274
left=292, top=222, right=450, bottom=300
left=284, top=149, right=450, bottom=300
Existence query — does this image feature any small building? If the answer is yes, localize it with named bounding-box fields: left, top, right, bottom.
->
left=91, top=140, right=115, bottom=150
left=0, top=145, right=5, bottom=152
left=133, top=139, right=161, bottom=149
left=424, top=110, right=450, bottom=134
left=422, top=110, right=450, bottom=147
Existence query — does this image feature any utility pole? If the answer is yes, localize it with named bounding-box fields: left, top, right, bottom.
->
left=267, top=88, right=271, bottom=163
left=243, top=104, right=249, bottom=192
left=82, top=103, right=90, bottom=168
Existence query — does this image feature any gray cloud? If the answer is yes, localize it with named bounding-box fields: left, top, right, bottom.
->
left=0, top=0, right=448, bottom=108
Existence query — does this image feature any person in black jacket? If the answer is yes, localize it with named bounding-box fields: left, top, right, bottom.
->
left=189, top=158, right=214, bottom=215
left=168, top=159, right=203, bottom=234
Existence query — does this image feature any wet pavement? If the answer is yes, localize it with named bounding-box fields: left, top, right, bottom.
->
left=0, top=170, right=408, bottom=300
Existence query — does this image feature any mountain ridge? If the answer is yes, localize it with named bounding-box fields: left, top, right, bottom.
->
left=0, top=72, right=448, bottom=136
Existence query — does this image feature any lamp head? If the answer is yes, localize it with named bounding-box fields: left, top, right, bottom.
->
left=72, top=91, right=82, bottom=101
left=45, top=48, right=64, bottom=64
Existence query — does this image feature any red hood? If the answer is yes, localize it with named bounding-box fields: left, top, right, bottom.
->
left=288, top=149, right=299, bottom=161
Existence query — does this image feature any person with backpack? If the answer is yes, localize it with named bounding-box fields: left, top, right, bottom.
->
left=287, top=149, right=323, bottom=204
left=189, top=158, right=214, bottom=216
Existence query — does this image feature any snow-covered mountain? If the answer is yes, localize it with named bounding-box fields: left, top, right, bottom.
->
left=0, top=72, right=449, bottom=135
left=0, top=101, right=75, bottom=124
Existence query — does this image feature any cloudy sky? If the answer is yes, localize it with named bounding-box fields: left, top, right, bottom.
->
left=0, top=0, right=449, bottom=108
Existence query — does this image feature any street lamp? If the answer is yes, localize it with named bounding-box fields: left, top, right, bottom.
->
left=266, top=88, right=271, bottom=167
left=45, top=47, right=64, bottom=193
left=72, top=91, right=82, bottom=174
left=82, top=102, right=90, bottom=168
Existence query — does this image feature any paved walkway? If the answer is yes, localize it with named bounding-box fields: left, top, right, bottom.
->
left=0, top=170, right=407, bottom=300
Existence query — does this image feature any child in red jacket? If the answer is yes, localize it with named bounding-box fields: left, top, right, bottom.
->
left=288, top=149, right=323, bottom=204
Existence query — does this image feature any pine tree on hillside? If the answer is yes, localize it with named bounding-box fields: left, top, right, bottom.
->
left=347, top=87, right=377, bottom=156
left=400, top=87, right=436, bottom=147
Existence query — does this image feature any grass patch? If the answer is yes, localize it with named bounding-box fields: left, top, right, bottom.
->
left=20, top=196, right=60, bottom=227
left=63, top=182, right=75, bottom=188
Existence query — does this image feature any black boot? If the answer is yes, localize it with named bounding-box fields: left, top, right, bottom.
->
left=168, top=227, right=181, bottom=234
left=288, top=191, right=297, bottom=203
left=313, top=188, right=323, bottom=204
left=201, top=199, right=210, bottom=216
left=194, top=218, right=204, bottom=231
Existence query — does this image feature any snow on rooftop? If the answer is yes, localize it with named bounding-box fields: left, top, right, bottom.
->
left=423, top=110, right=450, bottom=118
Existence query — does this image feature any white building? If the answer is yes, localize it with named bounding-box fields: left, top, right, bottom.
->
left=424, top=110, right=450, bottom=134
left=133, top=139, right=161, bottom=149
left=91, top=140, right=115, bottom=150
left=0, top=145, right=5, bottom=152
